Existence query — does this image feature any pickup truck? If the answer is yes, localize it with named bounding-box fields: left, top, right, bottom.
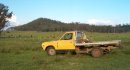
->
left=42, top=31, right=121, bottom=57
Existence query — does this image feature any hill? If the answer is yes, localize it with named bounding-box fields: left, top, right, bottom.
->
left=14, top=18, right=130, bottom=33
left=14, top=18, right=66, bottom=31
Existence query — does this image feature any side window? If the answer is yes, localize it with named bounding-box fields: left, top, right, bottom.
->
left=61, top=33, right=73, bottom=40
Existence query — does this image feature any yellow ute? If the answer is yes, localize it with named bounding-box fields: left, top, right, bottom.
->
left=42, top=31, right=121, bottom=57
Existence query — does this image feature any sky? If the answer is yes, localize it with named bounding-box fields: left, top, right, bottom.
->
left=0, top=0, right=130, bottom=26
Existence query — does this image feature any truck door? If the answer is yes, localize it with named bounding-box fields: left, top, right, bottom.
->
left=57, top=33, right=75, bottom=50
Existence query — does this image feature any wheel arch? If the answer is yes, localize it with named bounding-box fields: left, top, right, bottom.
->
left=45, top=45, right=55, bottom=51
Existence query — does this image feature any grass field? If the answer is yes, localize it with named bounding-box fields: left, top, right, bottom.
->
left=0, top=31, right=130, bottom=70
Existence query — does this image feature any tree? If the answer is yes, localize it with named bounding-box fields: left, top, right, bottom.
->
left=0, top=3, right=12, bottom=34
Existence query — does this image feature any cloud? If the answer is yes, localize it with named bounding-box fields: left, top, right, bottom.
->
left=87, top=19, right=116, bottom=26
left=6, top=14, right=16, bottom=22
left=2, top=14, right=19, bottom=30
left=6, top=14, right=20, bottom=26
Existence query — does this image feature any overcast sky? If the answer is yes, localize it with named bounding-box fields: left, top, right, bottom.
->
left=1, top=0, right=130, bottom=26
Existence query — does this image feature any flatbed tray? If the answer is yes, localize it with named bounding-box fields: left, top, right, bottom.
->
left=75, top=40, right=121, bottom=47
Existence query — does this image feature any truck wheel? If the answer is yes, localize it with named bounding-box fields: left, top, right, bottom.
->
left=46, top=47, right=56, bottom=56
left=91, top=47, right=103, bottom=58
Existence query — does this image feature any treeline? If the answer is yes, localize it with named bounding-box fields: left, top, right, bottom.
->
left=13, top=18, right=130, bottom=33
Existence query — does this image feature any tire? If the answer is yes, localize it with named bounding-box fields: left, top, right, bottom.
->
left=91, top=47, right=103, bottom=58
left=46, top=47, right=56, bottom=56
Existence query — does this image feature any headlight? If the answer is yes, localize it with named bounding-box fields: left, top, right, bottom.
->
left=42, top=43, right=44, bottom=47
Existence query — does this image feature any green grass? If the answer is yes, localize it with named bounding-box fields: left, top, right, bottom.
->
left=0, top=31, right=130, bottom=70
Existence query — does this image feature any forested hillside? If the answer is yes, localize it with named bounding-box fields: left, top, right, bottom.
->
left=14, top=18, right=130, bottom=33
